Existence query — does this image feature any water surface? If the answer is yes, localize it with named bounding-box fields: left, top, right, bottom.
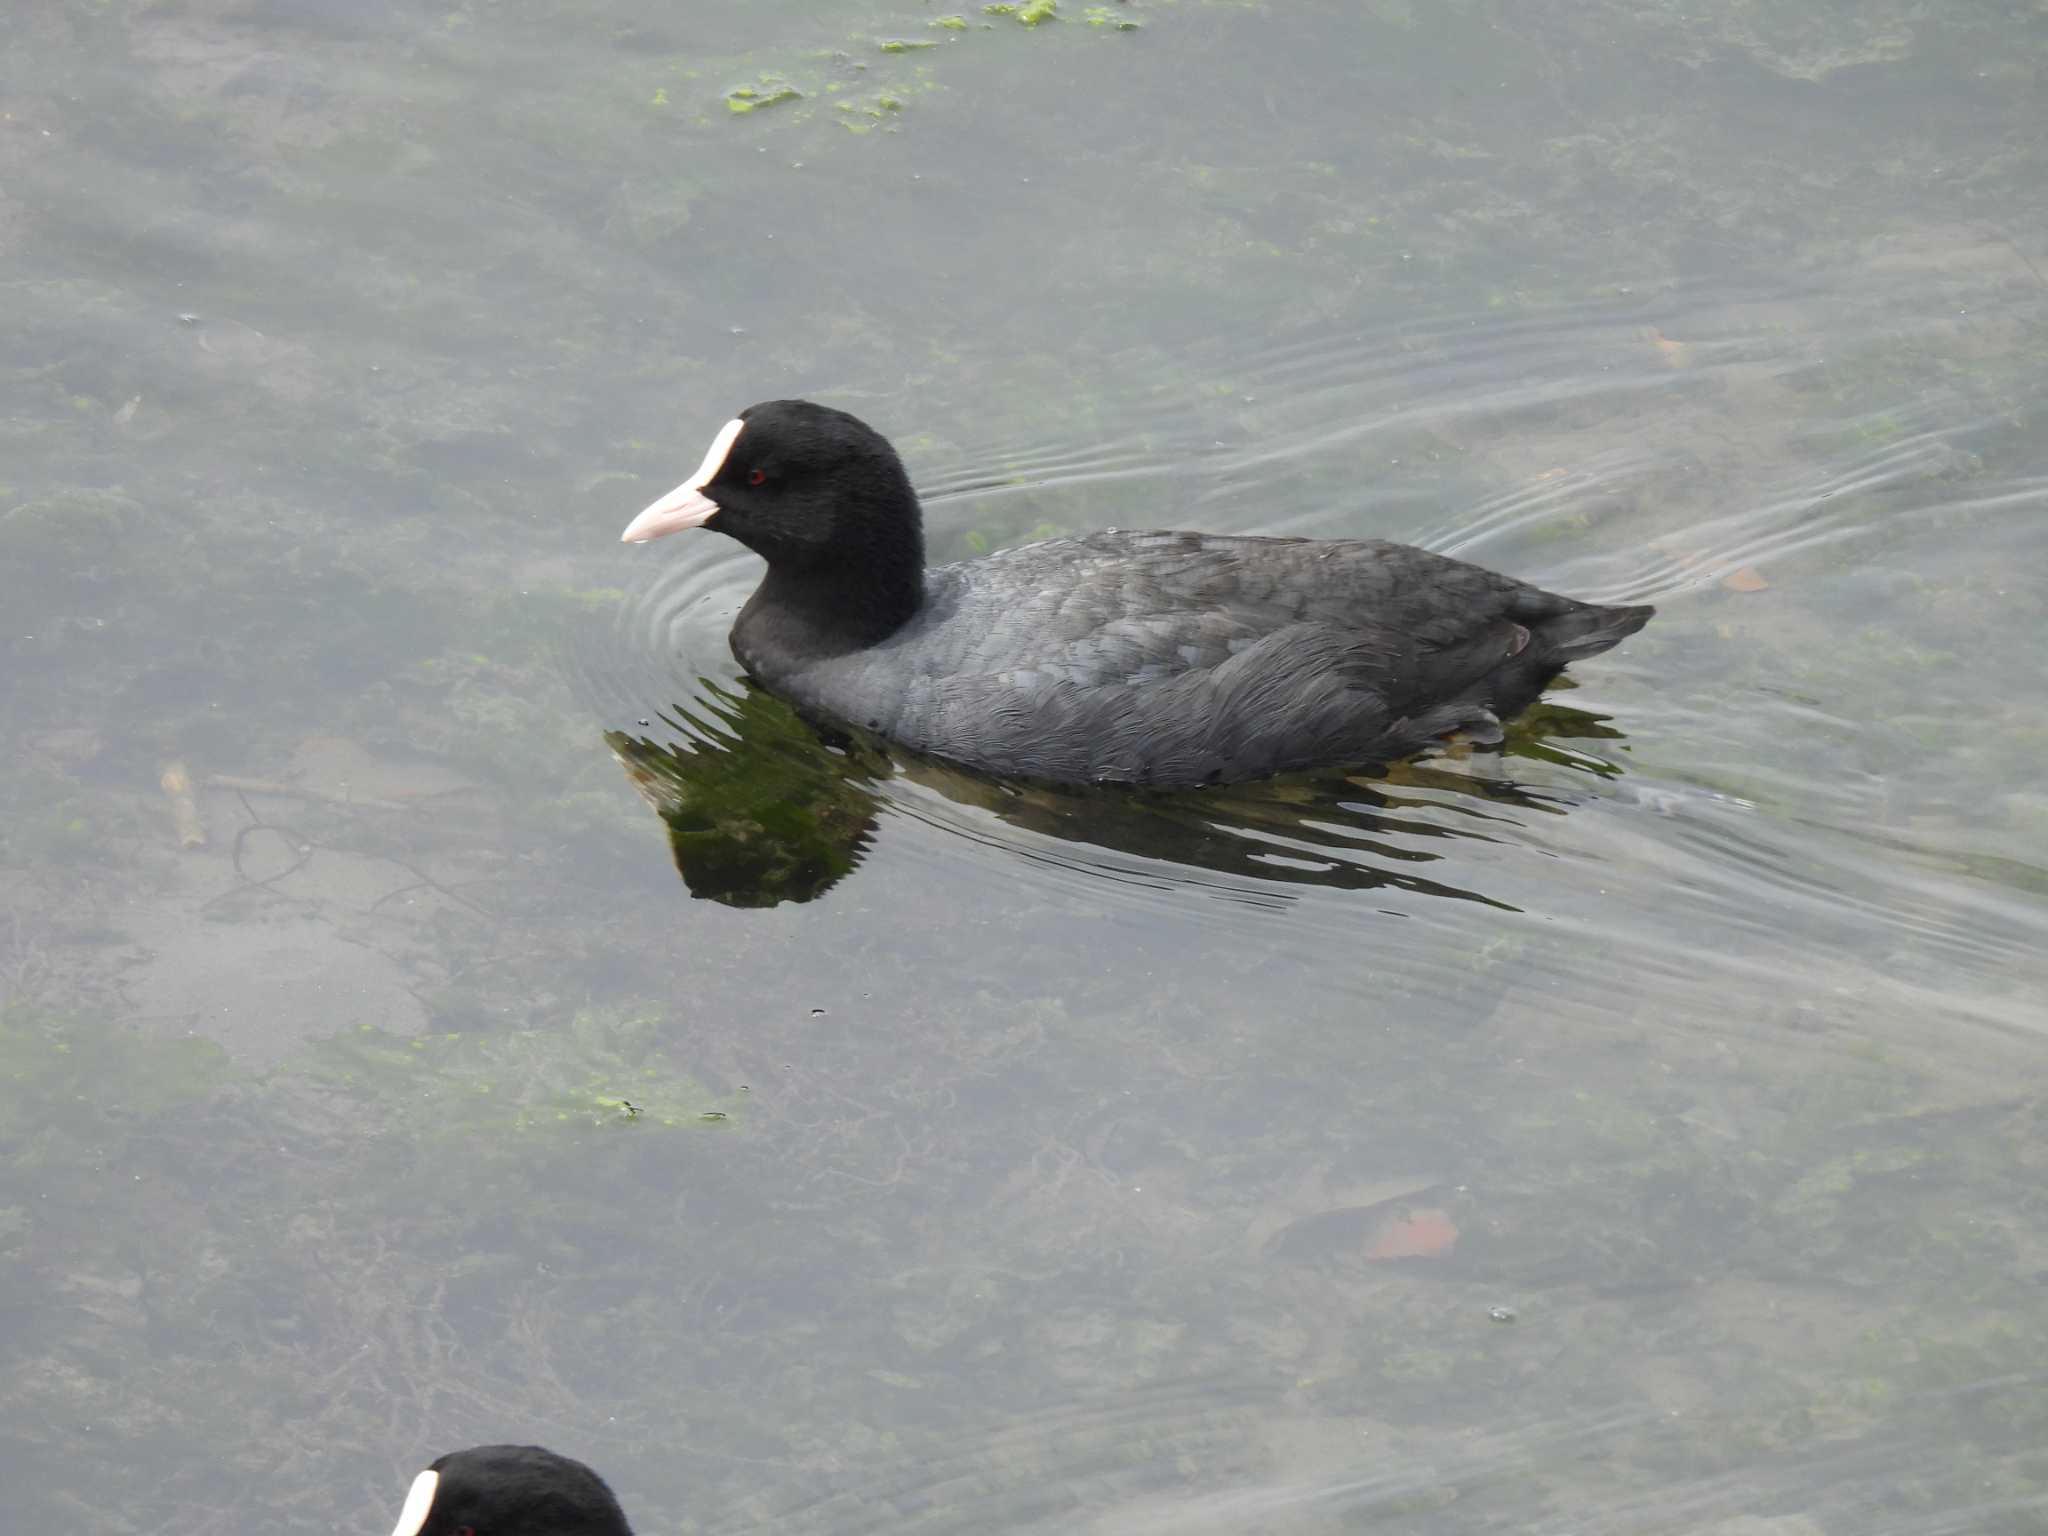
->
left=2, top=3, right=2044, bottom=1533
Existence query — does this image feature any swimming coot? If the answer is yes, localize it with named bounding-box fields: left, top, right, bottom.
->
left=622, top=401, right=1652, bottom=787
left=388, top=1445, right=632, bottom=1536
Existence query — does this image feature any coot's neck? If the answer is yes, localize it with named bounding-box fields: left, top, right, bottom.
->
left=745, top=542, right=927, bottom=657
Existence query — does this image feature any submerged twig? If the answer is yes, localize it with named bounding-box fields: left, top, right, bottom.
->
left=205, top=773, right=409, bottom=813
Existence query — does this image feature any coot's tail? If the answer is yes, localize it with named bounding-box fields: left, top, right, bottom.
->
left=1539, top=601, right=1654, bottom=661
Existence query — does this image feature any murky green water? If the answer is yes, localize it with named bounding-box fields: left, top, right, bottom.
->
left=3, top=2, right=2044, bottom=1532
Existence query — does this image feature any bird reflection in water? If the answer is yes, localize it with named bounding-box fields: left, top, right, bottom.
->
left=608, top=679, right=1633, bottom=911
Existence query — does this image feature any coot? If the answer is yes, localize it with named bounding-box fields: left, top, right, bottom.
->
left=622, top=401, right=1651, bottom=787
left=387, top=1445, right=631, bottom=1536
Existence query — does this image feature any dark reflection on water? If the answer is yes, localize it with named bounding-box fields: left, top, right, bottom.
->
left=608, top=677, right=1646, bottom=913
left=608, top=683, right=887, bottom=907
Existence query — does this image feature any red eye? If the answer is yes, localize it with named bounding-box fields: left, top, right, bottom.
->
left=747, top=468, right=767, bottom=487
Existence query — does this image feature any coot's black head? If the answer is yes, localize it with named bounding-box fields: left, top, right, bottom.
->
left=621, top=400, right=924, bottom=577
left=387, top=1445, right=632, bottom=1536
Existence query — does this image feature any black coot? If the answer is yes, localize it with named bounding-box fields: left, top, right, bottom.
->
left=622, top=401, right=1652, bottom=787
left=386, top=1445, right=632, bottom=1536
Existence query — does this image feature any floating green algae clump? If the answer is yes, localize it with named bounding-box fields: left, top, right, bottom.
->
left=987, top=0, right=1057, bottom=22
left=1084, top=5, right=1141, bottom=26
left=931, top=14, right=970, bottom=28
left=877, top=36, right=940, bottom=52
left=837, top=94, right=904, bottom=125
left=726, top=78, right=802, bottom=114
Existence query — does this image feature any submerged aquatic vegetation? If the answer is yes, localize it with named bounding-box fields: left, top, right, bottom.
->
left=0, top=1006, right=230, bottom=1147
left=286, top=1006, right=734, bottom=1133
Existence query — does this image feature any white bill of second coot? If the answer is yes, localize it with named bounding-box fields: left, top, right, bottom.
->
left=622, top=400, right=1652, bottom=787
left=387, top=1445, right=632, bottom=1536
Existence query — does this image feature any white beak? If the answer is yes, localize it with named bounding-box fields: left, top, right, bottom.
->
left=621, top=417, right=746, bottom=543
left=389, top=1469, right=439, bottom=1536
